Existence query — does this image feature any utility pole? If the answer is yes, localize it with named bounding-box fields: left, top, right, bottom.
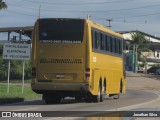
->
left=87, top=14, right=90, bottom=20
left=106, top=19, right=113, bottom=28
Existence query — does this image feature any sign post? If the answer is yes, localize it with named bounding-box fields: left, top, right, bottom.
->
left=7, top=60, right=10, bottom=93
left=22, top=61, right=25, bottom=93
left=3, top=43, right=31, bottom=93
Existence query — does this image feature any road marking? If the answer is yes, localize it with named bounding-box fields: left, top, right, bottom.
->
left=44, top=117, right=84, bottom=120
left=107, top=90, right=160, bottom=111
left=11, top=107, right=40, bottom=111
left=44, top=90, right=160, bottom=120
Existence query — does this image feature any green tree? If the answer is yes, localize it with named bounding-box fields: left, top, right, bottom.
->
left=131, top=31, right=151, bottom=61
left=130, top=31, right=152, bottom=71
left=0, top=0, right=7, bottom=10
left=0, top=44, right=8, bottom=80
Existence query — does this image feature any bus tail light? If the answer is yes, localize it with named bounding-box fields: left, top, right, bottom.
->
left=32, top=67, right=36, bottom=78
left=85, top=68, right=90, bottom=80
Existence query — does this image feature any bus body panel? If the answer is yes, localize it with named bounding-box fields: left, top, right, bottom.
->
left=31, top=18, right=126, bottom=100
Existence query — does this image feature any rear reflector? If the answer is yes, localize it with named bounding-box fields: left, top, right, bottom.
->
left=85, top=68, right=90, bottom=80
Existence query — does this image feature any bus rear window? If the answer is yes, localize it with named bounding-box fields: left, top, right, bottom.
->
left=39, top=19, right=84, bottom=44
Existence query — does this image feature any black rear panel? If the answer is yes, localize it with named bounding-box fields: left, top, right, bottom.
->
left=39, top=18, right=84, bottom=43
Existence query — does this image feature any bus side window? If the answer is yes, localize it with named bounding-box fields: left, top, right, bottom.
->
left=115, top=38, right=117, bottom=53
left=104, top=35, right=107, bottom=51
left=119, top=40, right=122, bottom=54
left=92, top=30, right=95, bottom=49
left=116, top=39, right=120, bottom=54
left=94, top=31, right=98, bottom=49
left=110, top=37, right=113, bottom=52
left=107, top=36, right=110, bottom=51
left=115, top=38, right=119, bottom=54
left=100, top=33, right=104, bottom=50
left=96, top=32, right=100, bottom=50
left=113, top=38, right=116, bottom=53
left=105, top=35, right=109, bottom=51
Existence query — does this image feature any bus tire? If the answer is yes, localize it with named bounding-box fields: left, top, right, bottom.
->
left=45, top=100, right=54, bottom=104
left=113, top=94, right=120, bottom=99
left=75, top=96, right=83, bottom=102
left=85, top=92, right=92, bottom=103
left=100, top=81, right=106, bottom=102
left=109, top=94, right=120, bottom=99
left=120, top=80, right=123, bottom=93
left=93, top=85, right=101, bottom=103
left=43, top=94, right=61, bottom=104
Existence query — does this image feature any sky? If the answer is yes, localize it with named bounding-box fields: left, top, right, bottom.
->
left=0, top=0, right=160, bottom=39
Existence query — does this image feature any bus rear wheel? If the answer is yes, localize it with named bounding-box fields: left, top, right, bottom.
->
left=93, top=85, right=101, bottom=103
left=113, top=94, right=120, bottom=99
left=43, top=94, right=61, bottom=104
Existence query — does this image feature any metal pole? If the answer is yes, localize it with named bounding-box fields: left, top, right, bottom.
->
left=135, top=45, right=138, bottom=73
left=87, top=14, right=90, bottom=20
left=106, top=19, right=113, bottom=28
left=39, top=5, right=41, bottom=18
left=7, top=60, right=10, bottom=93
left=22, top=61, right=25, bottom=93
left=8, top=32, right=10, bottom=42
left=19, top=32, right=22, bottom=42
left=133, top=45, right=135, bottom=73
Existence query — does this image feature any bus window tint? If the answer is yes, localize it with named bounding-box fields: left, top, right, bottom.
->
left=91, top=30, right=94, bottom=48
left=100, top=33, right=104, bottom=50
left=109, top=37, right=113, bottom=52
left=119, top=40, right=122, bottom=54
left=107, top=36, right=110, bottom=51
left=115, top=38, right=117, bottom=53
left=116, top=39, right=120, bottom=54
left=91, top=28, right=123, bottom=55
left=94, top=31, right=98, bottom=49
left=39, top=19, right=84, bottom=43
left=115, top=38, right=119, bottom=54
left=104, top=35, right=107, bottom=51
left=96, top=32, right=100, bottom=49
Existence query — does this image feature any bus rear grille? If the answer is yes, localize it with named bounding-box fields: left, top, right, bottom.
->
left=40, top=58, right=82, bottom=64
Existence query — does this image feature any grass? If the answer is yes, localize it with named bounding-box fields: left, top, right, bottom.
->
left=0, top=79, right=32, bottom=83
left=0, top=83, right=41, bottom=105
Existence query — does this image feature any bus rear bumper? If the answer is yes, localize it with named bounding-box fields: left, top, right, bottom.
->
left=31, top=82, right=89, bottom=94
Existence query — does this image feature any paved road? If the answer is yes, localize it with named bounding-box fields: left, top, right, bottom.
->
left=0, top=74, right=160, bottom=119
left=0, top=89, right=157, bottom=112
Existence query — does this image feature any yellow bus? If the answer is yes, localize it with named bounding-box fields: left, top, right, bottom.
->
left=31, top=18, right=126, bottom=104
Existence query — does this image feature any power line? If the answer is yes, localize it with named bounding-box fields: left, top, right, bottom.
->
left=18, top=0, right=135, bottom=5
left=114, top=12, right=160, bottom=19
left=106, top=19, right=113, bottom=28
left=8, top=3, right=160, bottom=13
left=8, top=3, right=38, bottom=10
left=6, top=10, right=37, bottom=17
left=92, top=12, right=160, bottom=21
left=114, top=19, right=148, bottom=24
left=42, top=4, right=160, bottom=13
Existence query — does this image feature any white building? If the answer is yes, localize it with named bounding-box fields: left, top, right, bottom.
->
left=119, top=30, right=160, bottom=66
left=119, top=30, right=160, bottom=43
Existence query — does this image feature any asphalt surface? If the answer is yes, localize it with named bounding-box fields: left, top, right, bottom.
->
left=0, top=72, right=160, bottom=120
left=0, top=89, right=157, bottom=112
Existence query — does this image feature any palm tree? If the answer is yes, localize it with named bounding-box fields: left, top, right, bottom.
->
left=131, top=31, right=151, bottom=57
left=0, top=0, right=7, bottom=10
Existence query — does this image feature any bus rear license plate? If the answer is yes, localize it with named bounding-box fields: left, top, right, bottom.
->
left=56, top=74, right=65, bottom=78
